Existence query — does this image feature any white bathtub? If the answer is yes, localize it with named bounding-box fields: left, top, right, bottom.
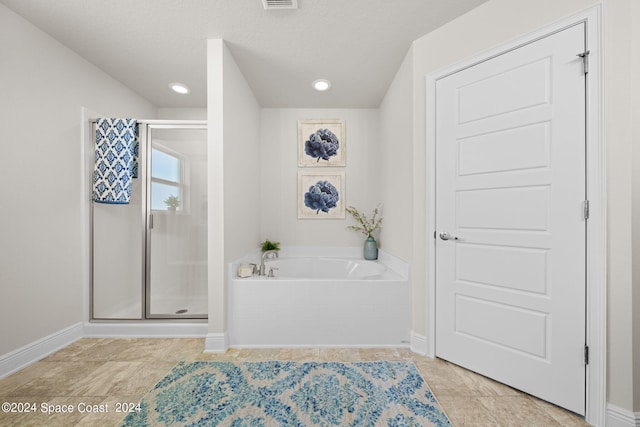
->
left=263, top=257, right=387, bottom=280
left=227, top=248, right=410, bottom=347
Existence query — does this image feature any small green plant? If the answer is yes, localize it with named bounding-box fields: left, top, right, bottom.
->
left=346, top=204, right=383, bottom=238
left=260, top=239, right=281, bottom=252
left=164, top=194, right=180, bottom=209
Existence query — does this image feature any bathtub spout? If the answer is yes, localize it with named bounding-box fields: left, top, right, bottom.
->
left=259, top=250, right=279, bottom=276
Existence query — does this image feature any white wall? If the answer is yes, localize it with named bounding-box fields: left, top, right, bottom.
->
left=222, top=46, right=261, bottom=264
left=606, top=0, right=635, bottom=413
left=157, top=108, right=207, bottom=120
left=613, top=0, right=640, bottom=413
left=207, top=40, right=225, bottom=335
left=259, top=108, right=380, bottom=248
left=378, top=49, right=414, bottom=263
left=0, top=4, right=156, bottom=355
left=633, top=0, right=640, bottom=411
left=377, top=49, right=417, bottom=335
left=409, top=0, right=640, bottom=416
left=207, top=39, right=262, bottom=336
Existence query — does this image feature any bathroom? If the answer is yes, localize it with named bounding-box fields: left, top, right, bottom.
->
left=206, top=54, right=415, bottom=350
left=84, top=103, right=410, bottom=346
left=4, top=1, right=640, bottom=424
left=0, top=3, right=416, bottom=358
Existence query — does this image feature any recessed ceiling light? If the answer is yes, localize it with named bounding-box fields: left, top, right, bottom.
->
left=312, top=79, right=331, bottom=91
left=169, top=82, right=190, bottom=95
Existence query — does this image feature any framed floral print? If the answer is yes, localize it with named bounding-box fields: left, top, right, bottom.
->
left=298, top=119, right=346, bottom=167
left=297, top=170, right=345, bottom=219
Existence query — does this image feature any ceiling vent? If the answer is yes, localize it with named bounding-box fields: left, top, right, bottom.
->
left=262, top=0, right=298, bottom=10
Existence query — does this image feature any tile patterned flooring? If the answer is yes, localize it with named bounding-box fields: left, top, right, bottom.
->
left=0, top=338, right=590, bottom=426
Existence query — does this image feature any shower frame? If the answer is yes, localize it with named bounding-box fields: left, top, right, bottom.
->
left=89, top=119, right=208, bottom=321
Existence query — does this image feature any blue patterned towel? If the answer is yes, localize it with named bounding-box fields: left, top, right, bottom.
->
left=92, top=118, right=138, bottom=204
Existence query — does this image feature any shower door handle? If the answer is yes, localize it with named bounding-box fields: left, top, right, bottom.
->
left=149, top=214, right=154, bottom=229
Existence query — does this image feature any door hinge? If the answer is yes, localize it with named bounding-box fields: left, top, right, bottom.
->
left=584, top=200, right=590, bottom=220
left=584, top=345, right=589, bottom=365
left=577, top=50, right=590, bottom=75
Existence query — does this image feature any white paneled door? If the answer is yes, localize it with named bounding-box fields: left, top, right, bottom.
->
left=435, top=23, right=587, bottom=415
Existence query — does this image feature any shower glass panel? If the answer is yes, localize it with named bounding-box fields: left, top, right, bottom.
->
left=91, top=122, right=147, bottom=320
left=146, top=126, right=208, bottom=318
left=92, top=175, right=144, bottom=319
left=91, top=121, right=207, bottom=320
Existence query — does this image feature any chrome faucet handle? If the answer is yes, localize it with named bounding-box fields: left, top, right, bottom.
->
left=268, top=267, right=279, bottom=278
left=259, top=250, right=279, bottom=276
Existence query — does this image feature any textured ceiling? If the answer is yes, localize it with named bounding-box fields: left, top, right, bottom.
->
left=0, top=0, right=487, bottom=108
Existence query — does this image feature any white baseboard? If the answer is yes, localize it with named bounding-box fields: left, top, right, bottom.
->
left=606, top=404, right=640, bottom=427
left=0, top=322, right=84, bottom=379
left=224, top=342, right=411, bottom=349
left=204, top=333, right=229, bottom=353
left=410, top=331, right=429, bottom=356
left=83, top=322, right=208, bottom=337
left=0, top=322, right=208, bottom=379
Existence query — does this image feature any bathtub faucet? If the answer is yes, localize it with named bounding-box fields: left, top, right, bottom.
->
left=259, top=250, right=279, bottom=276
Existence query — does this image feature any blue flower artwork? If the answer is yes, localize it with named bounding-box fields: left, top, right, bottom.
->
left=298, top=119, right=345, bottom=167
left=304, top=180, right=339, bottom=214
left=298, top=171, right=345, bottom=219
left=305, top=128, right=339, bottom=162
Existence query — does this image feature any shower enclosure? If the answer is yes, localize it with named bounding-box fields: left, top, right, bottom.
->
left=91, top=121, right=208, bottom=320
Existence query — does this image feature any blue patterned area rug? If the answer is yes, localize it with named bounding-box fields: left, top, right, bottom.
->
left=120, top=360, right=452, bottom=426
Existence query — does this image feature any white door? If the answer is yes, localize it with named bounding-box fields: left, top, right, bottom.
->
left=435, top=23, right=587, bottom=415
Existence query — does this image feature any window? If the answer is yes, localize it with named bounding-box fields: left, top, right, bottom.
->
left=151, top=147, right=183, bottom=211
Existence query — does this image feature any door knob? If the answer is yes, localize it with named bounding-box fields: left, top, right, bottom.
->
left=439, top=232, right=459, bottom=241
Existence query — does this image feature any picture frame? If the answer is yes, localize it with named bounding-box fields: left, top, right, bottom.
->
left=298, top=119, right=346, bottom=167
left=297, top=170, right=345, bottom=219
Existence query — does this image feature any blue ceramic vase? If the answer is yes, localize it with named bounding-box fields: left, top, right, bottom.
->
left=363, top=236, right=378, bottom=260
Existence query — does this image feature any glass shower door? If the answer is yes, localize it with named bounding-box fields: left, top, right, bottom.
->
left=146, top=126, right=207, bottom=318
left=92, top=169, right=144, bottom=320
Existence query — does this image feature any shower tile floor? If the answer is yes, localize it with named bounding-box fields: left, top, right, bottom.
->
left=148, top=296, right=207, bottom=317
left=0, top=338, right=590, bottom=426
